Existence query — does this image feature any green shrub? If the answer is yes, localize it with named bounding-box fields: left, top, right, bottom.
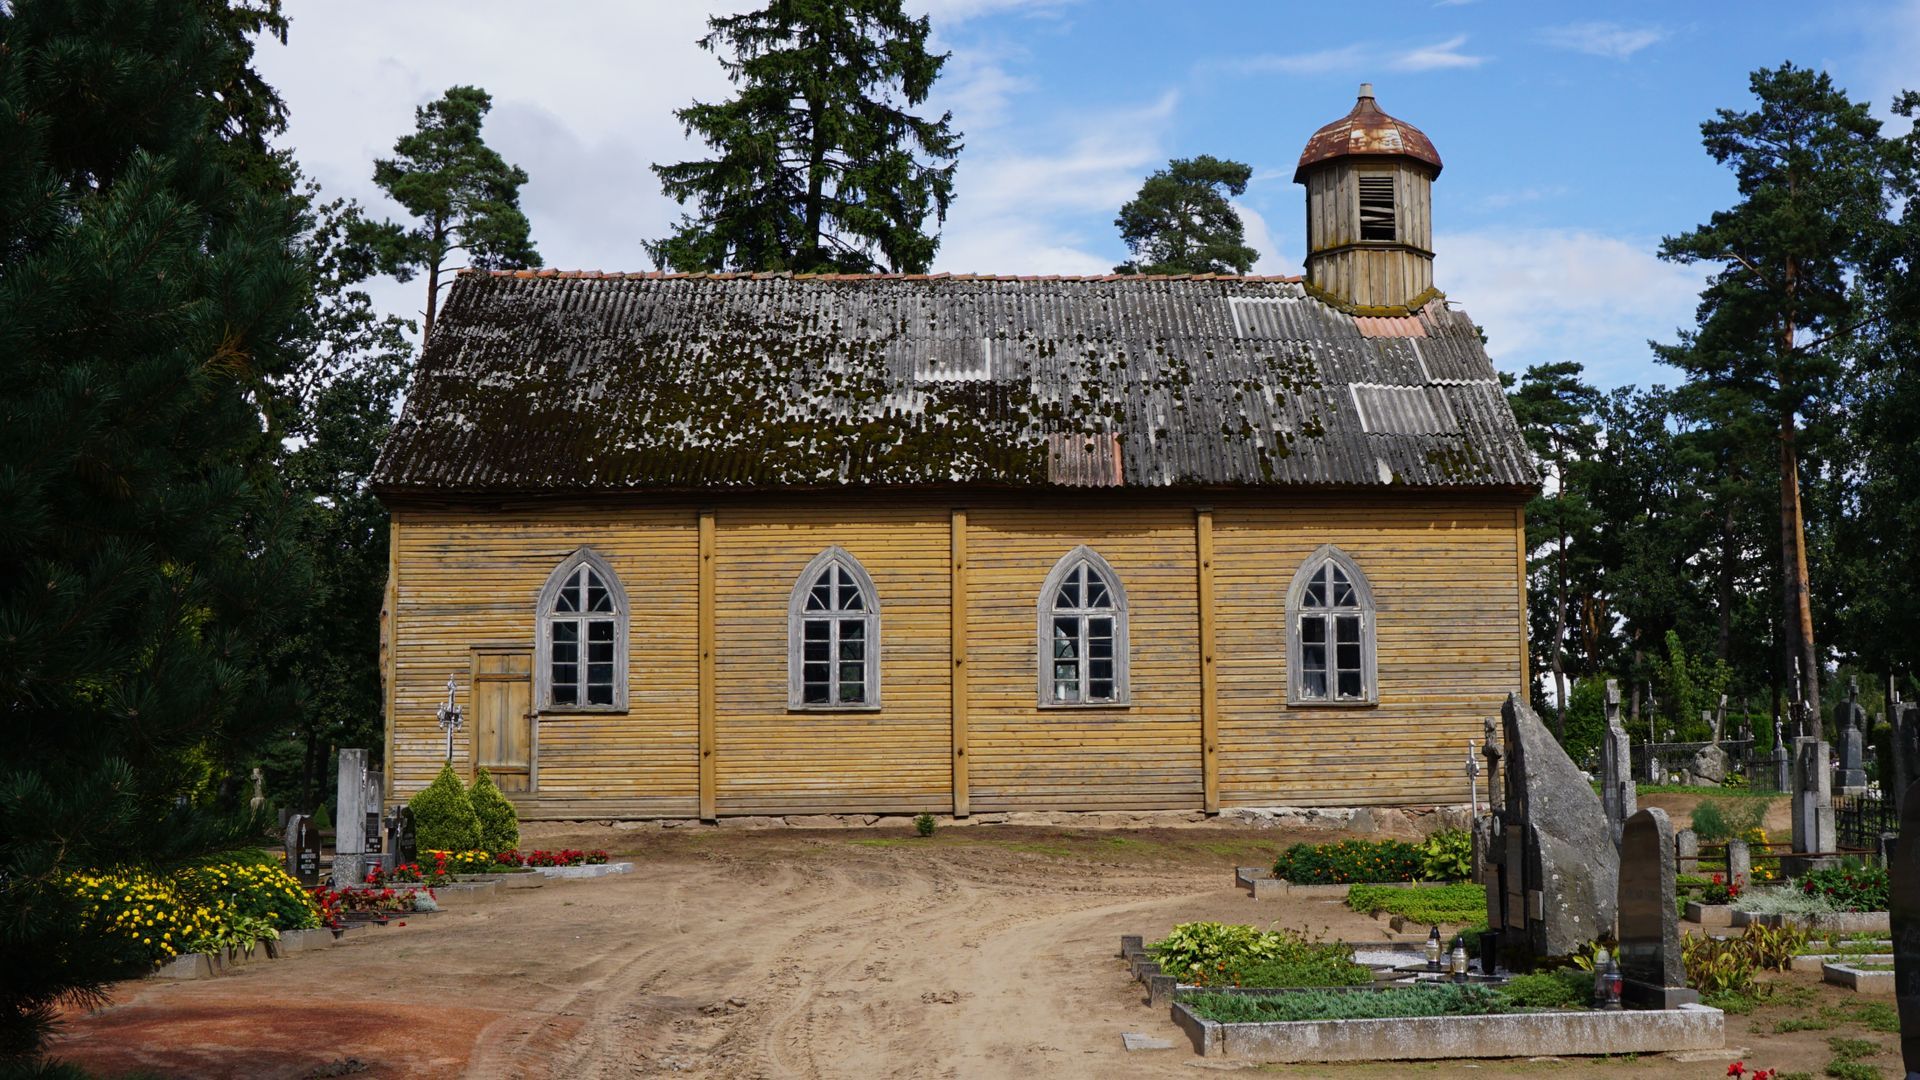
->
left=1691, top=797, right=1767, bottom=843
left=914, top=812, right=935, bottom=837
left=1273, top=838, right=1424, bottom=884
left=1183, top=984, right=1508, bottom=1023
left=468, top=770, right=520, bottom=851
left=1799, top=861, right=1889, bottom=912
left=1346, top=882, right=1487, bottom=925
left=312, top=801, right=332, bottom=833
left=1147, top=924, right=1370, bottom=988
left=1495, top=969, right=1592, bottom=1009
left=1417, top=829, right=1473, bottom=881
left=409, top=762, right=481, bottom=853
left=173, top=855, right=320, bottom=933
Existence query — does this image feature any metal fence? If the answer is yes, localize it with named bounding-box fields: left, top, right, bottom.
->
left=1834, top=792, right=1898, bottom=851
left=1629, top=739, right=1755, bottom=783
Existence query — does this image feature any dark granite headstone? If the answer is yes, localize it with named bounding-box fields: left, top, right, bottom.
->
left=1889, top=776, right=1920, bottom=1078
left=287, top=814, right=322, bottom=887
left=1618, top=808, right=1697, bottom=1008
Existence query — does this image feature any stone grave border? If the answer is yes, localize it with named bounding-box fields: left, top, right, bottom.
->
left=1168, top=998, right=1726, bottom=1062
left=1730, top=910, right=1890, bottom=934
left=1233, top=866, right=1453, bottom=901
left=1682, top=901, right=1734, bottom=927
left=1821, top=960, right=1895, bottom=993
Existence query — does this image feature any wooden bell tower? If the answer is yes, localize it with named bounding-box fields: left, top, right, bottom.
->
left=1295, top=83, right=1443, bottom=316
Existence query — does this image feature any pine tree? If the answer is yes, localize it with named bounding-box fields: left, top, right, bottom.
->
left=1113, top=156, right=1259, bottom=275
left=648, top=0, right=962, bottom=273
left=0, top=0, right=310, bottom=1056
left=1657, top=63, right=1894, bottom=724
left=373, top=85, right=539, bottom=341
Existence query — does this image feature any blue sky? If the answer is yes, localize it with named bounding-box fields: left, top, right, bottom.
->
left=257, top=1, right=1920, bottom=390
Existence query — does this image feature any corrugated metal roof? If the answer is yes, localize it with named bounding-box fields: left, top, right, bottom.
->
left=371, top=272, right=1536, bottom=495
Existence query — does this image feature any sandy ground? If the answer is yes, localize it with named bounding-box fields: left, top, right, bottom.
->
left=47, top=808, right=1891, bottom=1079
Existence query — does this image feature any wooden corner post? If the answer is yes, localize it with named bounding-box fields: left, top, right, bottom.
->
left=698, top=509, right=717, bottom=821
left=950, top=508, right=970, bottom=817
left=1195, top=507, right=1220, bottom=814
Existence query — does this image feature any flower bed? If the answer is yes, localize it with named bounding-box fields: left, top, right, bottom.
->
left=1183, top=984, right=1509, bottom=1023
left=64, top=855, right=321, bottom=968
left=1346, top=882, right=1486, bottom=925
left=1148, top=923, right=1372, bottom=989
left=1270, top=831, right=1470, bottom=886
left=310, top=885, right=437, bottom=926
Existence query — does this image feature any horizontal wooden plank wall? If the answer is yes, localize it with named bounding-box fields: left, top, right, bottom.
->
left=1212, top=500, right=1521, bottom=808
left=389, top=506, right=700, bottom=816
left=709, top=501, right=952, bottom=815
left=962, top=506, right=1203, bottom=812
left=387, top=493, right=1524, bottom=818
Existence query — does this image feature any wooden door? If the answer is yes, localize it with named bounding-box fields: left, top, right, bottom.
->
left=472, top=650, right=533, bottom=793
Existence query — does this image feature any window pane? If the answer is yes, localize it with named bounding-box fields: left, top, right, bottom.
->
left=804, top=637, right=829, bottom=662
left=1088, top=616, right=1112, bottom=639
left=838, top=573, right=863, bottom=611
left=1335, top=615, right=1361, bottom=644
left=807, top=581, right=830, bottom=611
left=1337, top=671, right=1363, bottom=698
left=1337, top=642, right=1361, bottom=671
left=840, top=619, right=864, bottom=642
left=804, top=661, right=830, bottom=685
left=1089, top=678, right=1114, bottom=701
left=1089, top=658, right=1114, bottom=682
left=588, top=619, right=614, bottom=641
left=554, top=568, right=581, bottom=612
left=1057, top=565, right=1082, bottom=609
left=838, top=672, right=864, bottom=703
left=583, top=567, right=611, bottom=612
left=587, top=680, right=614, bottom=705
left=803, top=676, right=829, bottom=704
left=1052, top=618, right=1079, bottom=658
left=1301, top=617, right=1326, bottom=644
left=1084, top=573, right=1110, bottom=609
left=552, top=681, right=577, bottom=705
left=1303, top=564, right=1327, bottom=608
left=1303, top=643, right=1326, bottom=674
left=804, top=620, right=829, bottom=641
left=838, top=635, right=864, bottom=662
left=1087, top=635, right=1113, bottom=660
left=588, top=662, right=614, bottom=685
left=1302, top=669, right=1327, bottom=698
left=553, top=620, right=578, bottom=642
left=1054, top=669, right=1080, bottom=701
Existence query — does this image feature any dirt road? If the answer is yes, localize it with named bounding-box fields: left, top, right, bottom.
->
left=48, top=820, right=1878, bottom=1079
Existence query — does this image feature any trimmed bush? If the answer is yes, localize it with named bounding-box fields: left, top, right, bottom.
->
left=1148, top=922, right=1371, bottom=988
left=1273, top=838, right=1424, bottom=884
left=1346, top=882, right=1488, bottom=925
left=469, top=770, right=520, bottom=851
left=409, top=762, right=481, bottom=854
left=1184, top=984, right=1509, bottom=1023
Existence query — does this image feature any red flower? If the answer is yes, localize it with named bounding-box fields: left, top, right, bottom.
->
left=1727, top=1062, right=1745, bottom=1077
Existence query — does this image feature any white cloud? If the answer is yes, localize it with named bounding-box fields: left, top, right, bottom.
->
left=916, top=0, right=1077, bottom=22
left=1232, top=202, right=1302, bottom=277
left=1538, top=22, right=1669, bottom=60
left=1435, top=227, right=1708, bottom=389
left=1393, top=34, right=1487, bottom=72
left=1238, top=35, right=1487, bottom=76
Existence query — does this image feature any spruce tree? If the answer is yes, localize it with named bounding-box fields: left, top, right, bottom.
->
left=0, top=0, right=311, bottom=1056
left=1113, top=156, right=1259, bottom=275
left=649, top=0, right=962, bottom=273
left=373, top=85, right=539, bottom=341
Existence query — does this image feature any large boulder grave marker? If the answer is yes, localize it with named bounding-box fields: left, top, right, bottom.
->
left=1617, top=807, right=1698, bottom=1009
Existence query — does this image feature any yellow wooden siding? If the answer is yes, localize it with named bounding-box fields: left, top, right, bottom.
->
left=963, top=506, right=1203, bottom=812
left=387, top=493, right=1524, bottom=818
left=1212, top=500, right=1522, bottom=807
left=710, top=503, right=952, bottom=815
left=390, top=507, right=699, bottom=816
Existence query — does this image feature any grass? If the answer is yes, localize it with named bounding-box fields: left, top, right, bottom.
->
left=1183, top=984, right=1509, bottom=1023
left=1776, top=1015, right=1835, bottom=1033
left=1345, top=882, right=1486, bottom=924
left=1703, top=989, right=1761, bottom=1014
left=1825, top=1034, right=1886, bottom=1080
left=1632, top=783, right=1776, bottom=797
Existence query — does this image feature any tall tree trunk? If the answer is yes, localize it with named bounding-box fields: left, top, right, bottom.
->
left=1551, top=482, right=1569, bottom=738
left=422, top=218, right=447, bottom=343
left=1779, top=410, right=1820, bottom=726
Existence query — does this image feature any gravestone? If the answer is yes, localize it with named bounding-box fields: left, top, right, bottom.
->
left=1476, top=716, right=1505, bottom=930
left=1787, top=734, right=1837, bottom=877
left=1617, top=808, right=1698, bottom=1008
left=1483, top=694, right=1618, bottom=962
left=1895, top=692, right=1920, bottom=817
left=1888, top=776, right=1920, bottom=1079
left=1772, top=720, right=1792, bottom=792
left=332, top=749, right=368, bottom=888
left=385, top=805, right=418, bottom=866
left=249, top=767, right=267, bottom=815
left=1727, top=838, right=1751, bottom=890
left=1600, top=679, right=1635, bottom=846
left=285, top=814, right=322, bottom=886
left=363, top=769, right=386, bottom=873
left=1838, top=682, right=1869, bottom=795
left=1691, top=741, right=1730, bottom=785
left=1674, top=828, right=1699, bottom=876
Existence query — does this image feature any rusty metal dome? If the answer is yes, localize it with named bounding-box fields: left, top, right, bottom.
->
left=1294, top=83, right=1443, bottom=183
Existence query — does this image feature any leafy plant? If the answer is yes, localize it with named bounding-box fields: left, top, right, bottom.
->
left=409, top=762, right=482, bottom=854
left=1495, top=969, right=1592, bottom=1009
left=1417, top=829, right=1473, bottom=882
left=468, top=770, right=520, bottom=852
left=914, top=813, right=935, bottom=837
left=1799, top=862, right=1888, bottom=912
left=1346, top=883, right=1487, bottom=925
left=1738, top=886, right=1843, bottom=916
left=1683, top=932, right=1758, bottom=995
left=1149, top=922, right=1289, bottom=978
left=1703, top=872, right=1743, bottom=905
left=1692, top=797, right=1767, bottom=843
left=1182, top=984, right=1509, bottom=1023
left=1743, top=923, right=1808, bottom=970
left=1273, top=839, right=1424, bottom=884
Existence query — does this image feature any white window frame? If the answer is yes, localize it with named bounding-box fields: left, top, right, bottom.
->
left=1285, top=544, right=1378, bottom=707
left=534, top=547, right=630, bottom=713
left=787, top=546, right=883, bottom=711
left=1036, top=545, right=1131, bottom=707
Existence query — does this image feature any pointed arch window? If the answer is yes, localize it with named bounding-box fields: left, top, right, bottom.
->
left=1038, top=547, right=1130, bottom=706
left=1287, top=545, right=1377, bottom=706
left=788, top=548, right=881, bottom=710
left=535, top=548, right=629, bottom=712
